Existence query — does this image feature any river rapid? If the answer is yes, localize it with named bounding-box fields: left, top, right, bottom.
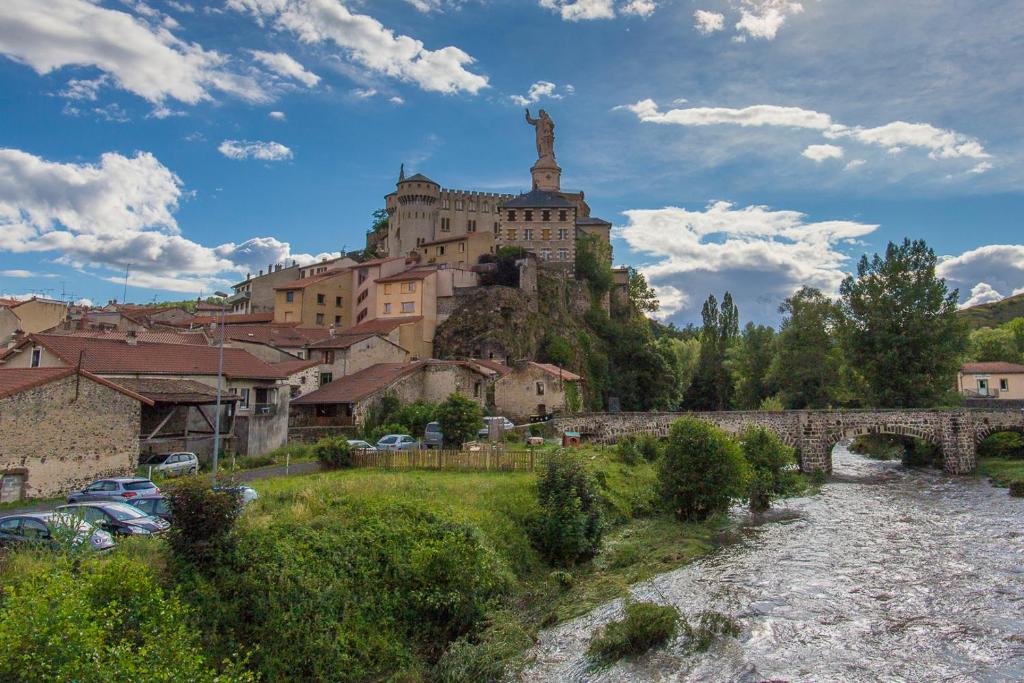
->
left=521, top=443, right=1024, bottom=682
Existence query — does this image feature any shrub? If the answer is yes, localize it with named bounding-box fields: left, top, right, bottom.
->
left=393, top=400, right=438, bottom=437
left=1009, top=480, right=1024, bottom=498
left=637, top=434, right=663, bottom=461
left=438, top=393, right=484, bottom=448
left=758, top=395, right=785, bottom=411
left=740, top=426, right=795, bottom=512
left=164, top=476, right=241, bottom=567
left=682, top=610, right=740, bottom=652
left=530, top=452, right=603, bottom=566
left=586, top=602, right=680, bottom=665
left=616, top=436, right=643, bottom=465
left=434, top=611, right=534, bottom=683
left=372, top=421, right=413, bottom=442
left=659, top=418, right=749, bottom=521
left=313, top=436, right=353, bottom=469
left=979, top=431, right=1024, bottom=459
left=529, top=424, right=544, bottom=438
left=0, top=554, right=253, bottom=682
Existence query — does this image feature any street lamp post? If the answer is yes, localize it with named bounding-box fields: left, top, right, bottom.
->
left=211, top=291, right=229, bottom=477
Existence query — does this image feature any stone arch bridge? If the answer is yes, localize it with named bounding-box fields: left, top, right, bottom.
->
left=550, top=408, right=1024, bottom=474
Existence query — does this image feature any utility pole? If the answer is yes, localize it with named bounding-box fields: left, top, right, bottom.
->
left=211, top=290, right=230, bottom=477
left=122, top=263, right=130, bottom=303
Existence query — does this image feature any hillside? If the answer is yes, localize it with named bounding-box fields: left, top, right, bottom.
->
left=959, top=292, right=1024, bottom=329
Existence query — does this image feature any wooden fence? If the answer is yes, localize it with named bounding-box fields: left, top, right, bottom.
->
left=351, top=449, right=542, bottom=472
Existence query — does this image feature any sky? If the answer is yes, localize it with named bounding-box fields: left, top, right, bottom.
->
left=1, top=0, right=1022, bottom=325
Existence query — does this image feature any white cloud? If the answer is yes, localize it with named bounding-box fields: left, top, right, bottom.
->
left=960, top=282, right=1004, bottom=308
left=59, top=75, right=110, bottom=101
left=621, top=0, right=657, bottom=18
left=844, top=159, right=866, bottom=171
left=352, top=87, right=378, bottom=99
left=650, top=284, right=688, bottom=320
left=0, top=270, right=55, bottom=278
left=937, top=245, right=1024, bottom=305
left=618, top=200, right=879, bottom=322
left=694, top=10, right=725, bottom=34
left=825, top=121, right=990, bottom=161
left=268, top=110, right=286, bottom=120
left=510, top=81, right=572, bottom=106
left=619, top=98, right=833, bottom=129
left=539, top=0, right=616, bottom=21
left=0, top=0, right=270, bottom=105
left=227, top=0, right=488, bottom=94
left=735, top=0, right=805, bottom=40
left=802, top=144, right=844, bottom=162
left=0, top=148, right=330, bottom=293
left=217, top=140, right=293, bottom=161
left=389, top=96, right=405, bottom=105
left=248, top=49, right=320, bottom=87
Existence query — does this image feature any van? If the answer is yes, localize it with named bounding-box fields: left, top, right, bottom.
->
left=424, top=422, right=444, bottom=449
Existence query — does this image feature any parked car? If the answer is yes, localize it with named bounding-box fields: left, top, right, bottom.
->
left=347, top=439, right=377, bottom=453
left=0, top=512, right=115, bottom=552
left=212, top=484, right=259, bottom=505
left=141, top=452, right=199, bottom=477
left=56, top=502, right=169, bottom=536
left=478, top=416, right=516, bottom=439
left=376, top=434, right=417, bottom=451
left=128, top=495, right=172, bottom=522
left=423, top=422, right=444, bottom=449
left=67, top=478, right=160, bottom=503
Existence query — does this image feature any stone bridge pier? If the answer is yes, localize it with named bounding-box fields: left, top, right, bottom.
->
left=551, top=408, right=1024, bottom=475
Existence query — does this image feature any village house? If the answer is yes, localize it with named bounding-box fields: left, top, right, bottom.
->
left=0, top=297, right=68, bottom=344
left=230, top=262, right=301, bottom=315
left=0, top=367, right=152, bottom=501
left=958, top=361, right=1024, bottom=400
left=274, top=270, right=353, bottom=328
left=306, top=332, right=410, bottom=386
left=413, top=231, right=495, bottom=269
left=471, top=359, right=582, bottom=420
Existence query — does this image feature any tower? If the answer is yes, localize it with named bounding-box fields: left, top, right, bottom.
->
left=389, top=167, right=440, bottom=257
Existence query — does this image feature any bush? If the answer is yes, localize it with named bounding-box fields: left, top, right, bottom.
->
left=979, top=432, right=1024, bottom=459
left=164, top=476, right=241, bottom=567
left=637, top=434, right=663, bottom=461
left=393, top=400, right=438, bottom=437
left=0, top=554, right=253, bottom=682
left=1009, top=480, right=1024, bottom=497
left=434, top=611, right=534, bottom=683
left=758, top=395, right=785, bottom=411
left=616, top=436, right=643, bottom=465
left=682, top=610, right=740, bottom=652
left=740, top=426, right=795, bottom=512
left=586, top=602, right=680, bottom=665
left=438, top=394, right=484, bottom=448
left=530, top=452, right=603, bottom=566
left=659, top=418, right=749, bottom=521
left=313, top=436, right=353, bottom=469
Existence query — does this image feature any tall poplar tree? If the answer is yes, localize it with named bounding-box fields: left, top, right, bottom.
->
left=685, top=292, right=740, bottom=410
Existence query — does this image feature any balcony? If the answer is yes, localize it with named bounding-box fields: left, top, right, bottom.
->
left=252, top=403, right=277, bottom=417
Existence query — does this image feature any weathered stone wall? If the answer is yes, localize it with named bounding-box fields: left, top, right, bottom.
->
left=550, top=408, right=1024, bottom=475
left=0, top=375, right=141, bottom=499
left=495, top=365, right=569, bottom=421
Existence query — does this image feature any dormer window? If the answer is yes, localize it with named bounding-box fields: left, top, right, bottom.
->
left=30, top=347, right=41, bottom=368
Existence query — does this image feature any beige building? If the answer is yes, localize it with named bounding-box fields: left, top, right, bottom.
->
left=473, top=360, right=582, bottom=420
left=351, top=256, right=410, bottom=327
left=958, top=362, right=1024, bottom=400
left=0, top=297, right=68, bottom=344
left=414, top=231, right=495, bottom=268
left=498, top=190, right=579, bottom=269
left=306, top=332, right=409, bottom=385
left=274, top=271, right=352, bottom=328
left=0, top=367, right=151, bottom=501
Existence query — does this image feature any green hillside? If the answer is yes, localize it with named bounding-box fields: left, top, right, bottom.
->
left=958, top=292, right=1024, bottom=329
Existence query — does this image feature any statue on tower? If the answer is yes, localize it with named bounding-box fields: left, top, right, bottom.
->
left=525, top=108, right=556, bottom=162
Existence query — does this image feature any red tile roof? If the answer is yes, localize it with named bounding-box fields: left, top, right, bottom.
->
left=54, top=330, right=209, bottom=345
left=469, top=359, right=514, bottom=376
left=376, top=269, right=436, bottom=284
left=334, top=316, right=422, bottom=337
left=109, top=378, right=238, bottom=405
left=224, top=325, right=331, bottom=347
left=272, top=359, right=321, bottom=376
left=292, top=360, right=489, bottom=405
left=274, top=271, right=345, bottom=290
left=0, top=367, right=153, bottom=404
left=357, top=256, right=404, bottom=267
left=529, top=362, right=583, bottom=382
left=23, top=335, right=289, bottom=380
left=183, top=312, right=276, bottom=326
left=961, top=362, right=1024, bottom=374
left=307, top=332, right=383, bottom=350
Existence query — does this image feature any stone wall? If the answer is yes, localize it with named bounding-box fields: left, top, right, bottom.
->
left=495, top=365, right=570, bottom=421
left=0, top=375, right=141, bottom=499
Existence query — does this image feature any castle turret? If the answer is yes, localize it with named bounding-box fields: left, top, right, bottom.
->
left=390, top=169, right=440, bottom=257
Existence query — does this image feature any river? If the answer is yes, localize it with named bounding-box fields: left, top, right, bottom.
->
left=521, top=443, right=1024, bottom=682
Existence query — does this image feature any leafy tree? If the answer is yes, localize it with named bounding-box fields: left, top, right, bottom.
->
left=684, top=293, right=739, bottom=410
left=627, top=268, right=660, bottom=314
left=659, top=418, right=749, bottom=521
left=739, top=426, right=794, bottom=511
left=575, top=233, right=614, bottom=294
left=658, top=337, right=701, bottom=404
left=530, top=452, right=603, bottom=566
left=969, top=326, right=1021, bottom=363
left=729, top=322, right=777, bottom=409
left=542, top=334, right=575, bottom=367
left=165, top=476, right=242, bottom=567
left=478, top=246, right=527, bottom=287
left=766, top=287, right=843, bottom=409
left=839, top=239, right=969, bottom=407
left=392, top=400, right=438, bottom=436
left=437, top=393, right=484, bottom=447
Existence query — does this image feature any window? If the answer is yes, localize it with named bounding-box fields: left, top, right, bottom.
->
left=559, top=228, right=570, bottom=240
left=320, top=372, right=333, bottom=385
left=30, top=348, right=41, bottom=368
left=384, top=303, right=392, bottom=314
left=541, top=228, right=551, bottom=240
left=315, top=313, right=325, bottom=326
left=334, top=315, right=342, bottom=325
left=335, top=296, right=342, bottom=307
left=437, top=245, right=446, bottom=256
left=507, top=210, right=516, bottom=221
left=455, top=200, right=464, bottom=210
left=406, top=281, right=417, bottom=293
left=443, top=198, right=450, bottom=209
left=324, top=350, right=336, bottom=363
left=459, top=242, right=466, bottom=252
left=473, top=380, right=482, bottom=398
left=316, top=293, right=325, bottom=305
left=482, top=201, right=489, bottom=212
left=469, top=201, right=476, bottom=212
left=1001, top=379, right=1010, bottom=392
left=558, top=248, right=569, bottom=260
left=401, top=302, right=415, bottom=313
left=506, top=228, right=518, bottom=240
left=468, top=219, right=477, bottom=232
left=536, top=381, right=545, bottom=396
left=493, top=221, right=499, bottom=233
left=559, top=210, right=568, bottom=221
left=285, top=291, right=295, bottom=303
left=541, top=210, right=550, bottom=221
left=358, top=268, right=368, bottom=286
left=239, top=389, right=251, bottom=409
left=540, top=249, right=551, bottom=261
left=357, top=289, right=368, bottom=303
left=383, top=283, right=392, bottom=295
left=357, top=309, right=367, bottom=323
left=441, top=217, right=450, bottom=232
left=524, top=210, right=533, bottom=222
left=524, top=228, right=534, bottom=240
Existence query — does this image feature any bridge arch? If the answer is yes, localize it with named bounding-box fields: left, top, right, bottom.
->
left=812, top=423, right=944, bottom=473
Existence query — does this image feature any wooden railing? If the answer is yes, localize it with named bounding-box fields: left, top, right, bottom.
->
left=351, top=449, right=542, bottom=471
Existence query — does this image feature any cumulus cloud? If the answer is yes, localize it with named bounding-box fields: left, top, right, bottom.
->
left=510, top=81, right=572, bottom=106
left=694, top=10, right=726, bottom=34
left=618, top=200, right=879, bottom=322
left=227, top=0, right=488, bottom=94
left=844, top=159, right=866, bottom=171
left=802, top=144, right=844, bottom=162
left=937, top=245, right=1024, bottom=305
left=0, top=148, right=320, bottom=293
left=0, top=270, right=55, bottom=278
left=217, top=140, right=293, bottom=161
left=0, top=0, right=270, bottom=105
left=539, top=0, right=657, bottom=20
left=960, top=282, right=1005, bottom=308
left=735, top=0, right=805, bottom=40
left=248, top=49, right=320, bottom=87
left=268, top=110, right=286, bottom=120
left=351, top=87, right=378, bottom=99
left=619, top=99, right=991, bottom=172
left=621, top=0, right=658, bottom=17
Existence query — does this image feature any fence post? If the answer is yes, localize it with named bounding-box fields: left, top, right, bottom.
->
left=286, top=451, right=290, bottom=476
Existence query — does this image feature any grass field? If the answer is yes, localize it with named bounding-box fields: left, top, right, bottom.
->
left=976, top=457, right=1024, bottom=488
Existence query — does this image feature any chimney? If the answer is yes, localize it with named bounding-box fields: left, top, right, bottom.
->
left=126, top=330, right=138, bottom=346
left=246, top=272, right=251, bottom=280
left=275, top=264, right=282, bottom=272
left=258, top=269, right=263, bottom=276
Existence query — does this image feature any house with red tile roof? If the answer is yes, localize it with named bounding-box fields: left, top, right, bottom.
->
left=0, top=297, right=68, bottom=345
left=468, top=359, right=582, bottom=421
left=958, top=361, right=1024, bottom=400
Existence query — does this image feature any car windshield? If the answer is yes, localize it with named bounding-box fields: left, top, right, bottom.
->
left=101, top=503, right=149, bottom=520
left=379, top=437, right=397, bottom=444
left=124, top=481, right=157, bottom=491
left=143, top=454, right=166, bottom=464
left=426, top=424, right=440, bottom=433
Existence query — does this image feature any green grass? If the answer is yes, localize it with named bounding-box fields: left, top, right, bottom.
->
left=976, top=457, right=1024, bottom=488
left=587, top=601, right=681, bottom=666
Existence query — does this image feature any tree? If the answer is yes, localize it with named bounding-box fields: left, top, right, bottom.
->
left=542, top=334, right=575, bottom=367
left=729, top=323, right=777, bottom=409
left=969, top=326, right=1021, bottom=363
left=839, top=239, right=969, bottom=407
left=684, top=293, right=739, bottom=410
left=530, top=452, right=603, bottom=566
left=575, top=233, right=613, bottom=294
left=478, top=246, right=526, bottom=287
left=164, top=476, right=241, bottom=567
left=437, top=393, right=484, bottom=447
left=659, top=418, right=749, bottom=521
left=767, top=287, right=843, bottom=409
left=740, top=426, right=794, bottom=511
left=627, top=268, right=660, bottom=314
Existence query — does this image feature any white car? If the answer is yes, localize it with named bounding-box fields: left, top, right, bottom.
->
left=142, top=452, right=199, bottom=477
left=478, top=416, right=515, bottom=439
left=376, top=434, right=417, bottom=451
left=347, top=439, right=377, bottom=453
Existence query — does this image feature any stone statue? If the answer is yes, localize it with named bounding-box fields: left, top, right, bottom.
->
left=525, top=108, right=556, bottom=162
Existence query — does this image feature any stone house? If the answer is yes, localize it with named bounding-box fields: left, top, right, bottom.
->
left=306, top=332, right=410, bottom=386
left=958, top=361, right=1024, bottom=399
left=274, top=270, right=353, bottom=329
left=473, top=360, right=582, bottom=421
left=0, top=367, right=152, bottom=501
left=0, top=334, right=293, bottom=456
left=414, top=231, right=495, bottom=269
left=290, top=360, right=497, bottom=428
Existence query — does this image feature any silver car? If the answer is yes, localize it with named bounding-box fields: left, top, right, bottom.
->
left=142, top=452, right=199, bottom=477
left=347, top=439, right=377, bottom=453
left=0, top=512, right=115, bottom=552
left=376, top=434, right=417, bottom=451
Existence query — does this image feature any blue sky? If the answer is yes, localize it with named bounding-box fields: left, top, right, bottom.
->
left=1, top=0, right=1022, bottom=324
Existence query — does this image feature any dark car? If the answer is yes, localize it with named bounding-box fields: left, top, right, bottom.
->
left=56, top=502, right=169, bottom=536
left=128, top=495, right=172, bottom=522
left=67, top=477, right=160, bottom=503
left=0, top=512, right=115, bottom=552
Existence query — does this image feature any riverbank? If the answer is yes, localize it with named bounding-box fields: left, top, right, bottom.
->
left=975, top=456, right=1024, bottom=488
